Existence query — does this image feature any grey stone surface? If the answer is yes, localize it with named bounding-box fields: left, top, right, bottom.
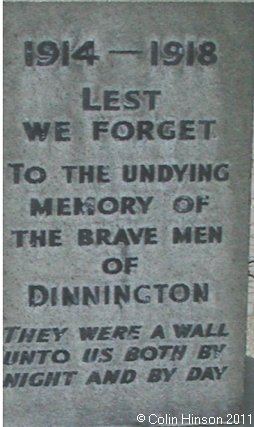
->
left=3, top=3, right=254, bottom=426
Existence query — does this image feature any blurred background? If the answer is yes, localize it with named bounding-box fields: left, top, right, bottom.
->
left=247, top=145, right=254, bottom=357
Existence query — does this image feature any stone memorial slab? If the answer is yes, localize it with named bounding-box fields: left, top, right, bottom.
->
left=3, top=2, right=254, bottom=426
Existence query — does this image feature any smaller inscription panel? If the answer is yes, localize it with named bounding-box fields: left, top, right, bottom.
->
left=3, top=2, right=254, bottom=426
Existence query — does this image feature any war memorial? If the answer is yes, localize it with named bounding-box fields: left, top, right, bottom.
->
left=3, top=2, right=254, bottom=426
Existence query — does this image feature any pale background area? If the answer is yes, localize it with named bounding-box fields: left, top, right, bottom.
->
left=247, top=143, right=254, bottom=356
